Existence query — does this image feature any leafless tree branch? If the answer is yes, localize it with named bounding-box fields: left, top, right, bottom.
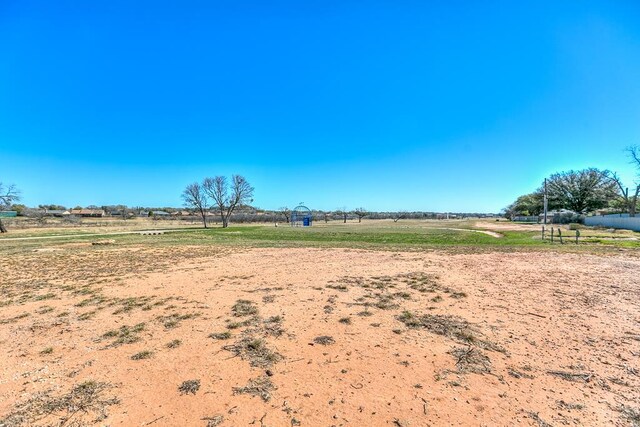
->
left=182, top=182, right=208, bottom=228
left=202, top=175, right=254, bottom=228
left=0, top=182, right=21, bottom=233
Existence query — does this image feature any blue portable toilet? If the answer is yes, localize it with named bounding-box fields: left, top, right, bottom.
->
left=292, top=205, right=313, bottom=227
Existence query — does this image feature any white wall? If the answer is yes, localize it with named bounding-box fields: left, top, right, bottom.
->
left=585, top=215, right=640, bottom=231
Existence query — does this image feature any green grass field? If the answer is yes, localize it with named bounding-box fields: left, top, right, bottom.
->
left=2, top=220, right=639, bottom=253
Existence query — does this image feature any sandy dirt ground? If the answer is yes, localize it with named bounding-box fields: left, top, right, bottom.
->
left=0, top=246, right=639, bottom=426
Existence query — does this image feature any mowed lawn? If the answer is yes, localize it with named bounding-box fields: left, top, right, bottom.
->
left=2, top=219, right=639, bottom=253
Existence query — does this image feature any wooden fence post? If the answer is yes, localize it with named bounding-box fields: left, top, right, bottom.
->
left=575, top=229, right=580, bottom=245
left=542, top=226, right=545, bottom=241
left=551, top=227, right=554, bottom=243
left=558, top=228, right=563, bottom=244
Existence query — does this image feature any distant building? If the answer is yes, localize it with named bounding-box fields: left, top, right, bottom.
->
left=69, top=209, right=105, bottom=217
left=512, top=215, right=539, bottom=222
left=0, top=211, right=18, bottom=218
left=43, top=209, right=69, bottom=217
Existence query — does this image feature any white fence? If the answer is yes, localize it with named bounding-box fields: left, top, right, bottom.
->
left=585, top=214, right=640, bottom=232
left=512, top=216, right=539, bottom=222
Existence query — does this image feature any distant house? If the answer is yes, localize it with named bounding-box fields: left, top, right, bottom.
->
left=43, top=209, right=69, bottom=217
left=171, top=210, right=192, bottom=216
left=150, top=211, right=170, bottom=217
left=512, top=215, right=539, bottom=222
left=0, top=211, right=18, bottom=218
left=69, top=209, right=105, bottom=217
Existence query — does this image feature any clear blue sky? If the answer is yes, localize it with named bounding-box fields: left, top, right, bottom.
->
left=1, top=1, right=639, bottom=212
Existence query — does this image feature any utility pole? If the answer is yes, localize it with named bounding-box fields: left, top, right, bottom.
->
left=543, top=178, right=548, bottom=225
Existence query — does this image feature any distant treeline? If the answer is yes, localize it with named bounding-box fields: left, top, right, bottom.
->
left=9, top=205, right=497, bottom=223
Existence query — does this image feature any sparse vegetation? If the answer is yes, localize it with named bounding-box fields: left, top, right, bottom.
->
left=314, top=335, right=335, bottom=345
left=178, top=379, right=201, bottom=395
left=157, top=312, right=200, bottom=329
left=209, top=331, right=232, bottom=340
left=166, top=339, right=182, bottom=348
left=102, top=323, right=146, bottom=347
left=0, top=381, right=119, bottom=426
left=1, top=219, right=638, bottom=426
left=224, top=336, right=281, bottom=368
left=619, top=405, right=640, bottom=427
left=203, top=414, right=225, bottom=427
left=449, top=346, right=491, bottom=374
left=231, top=299, right=258, bottom=317
left=131, top=350, right=153, bottom=360
left=232, top=376, right=275, bottom=402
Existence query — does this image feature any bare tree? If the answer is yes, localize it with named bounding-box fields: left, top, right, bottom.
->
left=392, top=211, right=407, bottom=222
left=318, top=211, right=330, bottom=223
left=335, top=207, right=348, bottom=223
left=182, top=182, right=208, bottom=228
left=611, top=146, right=640, bottom=217
left=353, top=207, right=368, bottom=223
left=630, top=145, right=640, bottom=169
left=0, top=183, right=21, bottom=233
left=279, top=207, right=291, bottom=223
left=203, top=175, right=254, bottom=228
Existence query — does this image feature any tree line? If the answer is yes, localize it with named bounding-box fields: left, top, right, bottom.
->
left=504, top=146, right=640, bottom=219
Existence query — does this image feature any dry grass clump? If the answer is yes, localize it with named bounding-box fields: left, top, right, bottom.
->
left=449, top=346, right=491, bottom=374
left=131, top=350, right=153, bottom=360
left=157, top=312, right=200, bottom=329
left=232, top=376, right=275, bottom=402
left=178, top=379, right=201, bottom=395
left=347, top=272, right=462, bottom=314
left=326, top=283, right=349, bottom=292
left=232, top=299, right=258, bottom=317
left=36, top=305, right=55, bottom=314
left=546, top=370, right=593, bottom=382
left=78, top=310, right=97, bottom=321
left=0, top=381, right=119, bottom=427
left=0, top=312, right=30, bottom=325
left=313, top=335, right=335, bottom=345
left=373, top=294, right=399, bottom=310
left=227, top=317, right=259, bottom=329
left=397, top=311, right=505, bottom=352
left=166, top=339, right=182, bottom=348
left=526, top=411, right=553, bottom=427
left=203, top=414, right=225, bottom=427
left=262, top=294, right=276, bottom=303
left=339, top=317, right=352, bottom=324
left=209, top=331, right=232, bottom=340
left=102, top=323, right=146, bottom=346
left=224, top=336, right=281, bottom=368
left=619, top=405, right=640, bottom=427
left=39, top=347, right=53, bottom=355
left=263, top=315, right=284, bottom=337
left=111, top=295, right=155, bottom=314
left=556, top=400, right=584, bottom=410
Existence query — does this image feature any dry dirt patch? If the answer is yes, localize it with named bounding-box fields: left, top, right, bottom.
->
left=0, top=246, right=638, bottom=426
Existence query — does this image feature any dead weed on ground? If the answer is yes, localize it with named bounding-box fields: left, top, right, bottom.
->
left=0, top=381, right=119, bottom=427
left=232, top=376, right=275, bottom=402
